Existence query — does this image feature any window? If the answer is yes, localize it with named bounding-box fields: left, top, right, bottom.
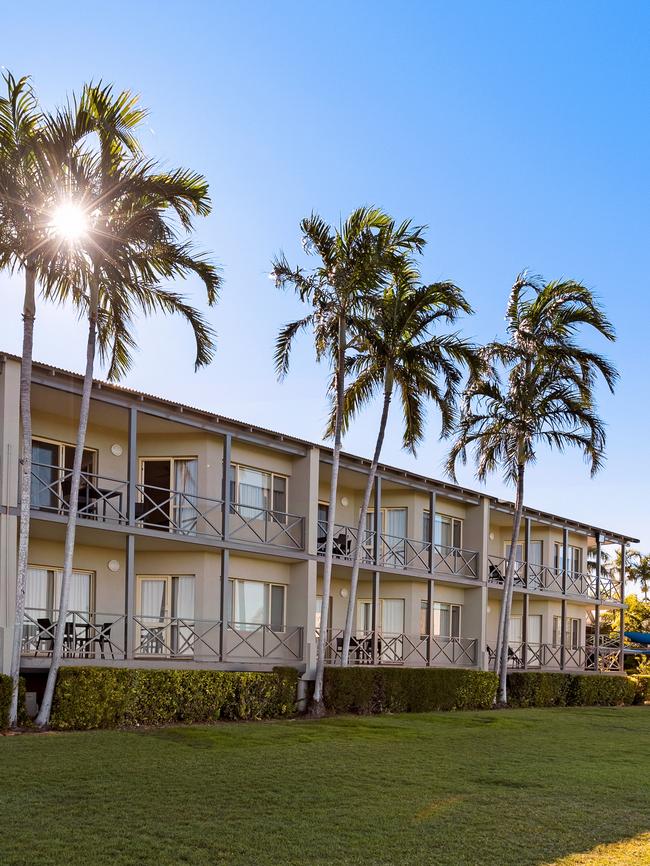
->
left=356, top=598, right=405, bottom=636
left=508, top=615, right=523, bottom=644
left=431, top=601, right=461, bottom=638
left=554, top=544, right=583, bottom=576
left=366, top=508, right=407, bottom=566
left=230, top=579, right=286, bottom=631
left=229, top=464, right=288, bottom=521
left=552, top=616, right=581, bottom=649
left=31, top=438, right=97, bottom=511
left=26, top=566, right=93, bottom=618
left=423, top=512, right=462, bottom=549
left=136, top=575, right=195, bottom=655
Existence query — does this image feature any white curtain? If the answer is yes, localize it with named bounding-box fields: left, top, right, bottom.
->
left=433, top=602, right=451, bottom=637
left=53, top=570, right=91, bottom=620
left=509, top=615, right=523, bottom=643
left=234, top=580, right=265, bottom=626
left=174, top=458, right=198, bottom=533
left=140, top=579, right=167, bottom=621
left=26, top=568, right=50, bottom=612
left=381, top=599, right=404, bottom=636
left=172, top=575, right=195, bottom=654
left=238, top=468, right=269, bottom=519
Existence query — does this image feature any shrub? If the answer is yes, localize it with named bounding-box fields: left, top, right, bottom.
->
left=0, top=674, right=29, bottom=729
left=50, top=666, right=300, bottom=730
left=323, top=667, right=497, bottom=715
left=508, top=671, right=636, bottom=708
left=630, top=674, right=650, bottom=705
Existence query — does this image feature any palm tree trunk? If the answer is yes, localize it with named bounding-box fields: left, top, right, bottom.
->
left=8, top=266, right=36, bottom=727
left=36, top=279, right=99, bottom=727
left=311, top=314, right=346, bottom=714
left=496, top=462, right=525, bottom=705
left=340, top=374, right=393, bottom=665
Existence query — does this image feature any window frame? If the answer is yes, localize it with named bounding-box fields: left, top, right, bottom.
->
left=26, top=563, right=95, bottom=618
left=423, top=511, right=463, bottom=549
left=229, top=463, right=290, bottom=518
left=229, top=578, right=287, bottom=632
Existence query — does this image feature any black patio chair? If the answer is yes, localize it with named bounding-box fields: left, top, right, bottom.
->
left=92, top=622, right=116, bottom=660
left=508, top=645, right=523, bottom=668
left=489, top=564, right=504, bottom=583
left=35, top=618, right=54, bottom=654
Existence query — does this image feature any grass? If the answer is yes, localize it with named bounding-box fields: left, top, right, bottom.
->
left=1, top=707, right=650, bottom=866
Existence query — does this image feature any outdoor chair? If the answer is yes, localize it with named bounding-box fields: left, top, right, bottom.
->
left=489, top=564, right=504, bottom=583
left=35, top=618, right=54, bottom=654
left=92, top=622, right=116, bottom=659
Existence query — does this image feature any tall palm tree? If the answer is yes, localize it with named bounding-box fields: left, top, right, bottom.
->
left=272, top=208, right=426, bottom=714
left=336, top=273, right=478, bottom=664
left=34, top=86, right=220, bottom=727
left=446, top=273, right=617, bottom=705
left=0, top=72, right=91, bottom=726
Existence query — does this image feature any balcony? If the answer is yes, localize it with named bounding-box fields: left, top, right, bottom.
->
left=486, top=638, right=622, bottom=673
left=29, top=463, right=305, bottom=550
left=316, top=521, right=479, bottom=578
left=21, top=608, right=304, bottom=666
left=315, top=628, right=478, bottom=668
left=487, top=554, right=621, bottom=601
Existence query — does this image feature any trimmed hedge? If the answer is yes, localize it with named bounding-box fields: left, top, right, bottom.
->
left=507, top=671, right=636, bottom=708
left=323, top=667, right=498, bottom=714
left=0, top=674, right=28, bottom=729
left=50, top=666, right=300, bottom=730
left=630, top=675, right=650, bottom=705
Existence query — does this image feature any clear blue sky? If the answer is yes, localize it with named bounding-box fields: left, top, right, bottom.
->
left=1, top=1, right=648, bottom=547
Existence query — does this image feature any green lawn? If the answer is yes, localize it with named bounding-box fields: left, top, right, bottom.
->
left=1, top=708, right=650, bottom=866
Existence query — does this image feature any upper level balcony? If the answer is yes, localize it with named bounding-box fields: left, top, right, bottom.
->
left=316, top=520, right=479, bottom=579
left=28, top=462, right=305, bottom=551
left=487, top=554, right=621, bottom=602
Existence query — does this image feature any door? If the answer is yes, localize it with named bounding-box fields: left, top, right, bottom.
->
left=137, top=576, right=171, bottom=654
left=528, top=541, right=543, bottom=588
left=380, top=598, right=405, bottom=662
left=31, top=441, right=60, bottom=510
left=139, top=460, right=172, bottom=528
left=368, top=508, right=407, bottom=566
left=527, top=614, right=542, bottom=667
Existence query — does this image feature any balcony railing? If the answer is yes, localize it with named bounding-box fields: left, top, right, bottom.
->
left=317, top=522, right=478, bottom=578
left=433, top=544, right=479, bottom=579
left=487, top=639, right=622, bottom=672
left=29, top=463, right=305, bottom=550
left=135, top=482, right=224, bottom=538
left=316, top=521, right=375, bottom=562
left=487, top=554, right=620, bottom=601
left=229, top=503, right=304, bottom=549
left=21, top=608, right=304, bottom=665
left=315, top=627, right=478, bottom=668
left=31, top=462, right=129, bottom=524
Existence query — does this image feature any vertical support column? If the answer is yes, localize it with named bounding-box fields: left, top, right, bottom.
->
left=560, top=526, right=569, bottom=669
left=124, top=534, right=135, bottom=659
left=127, top=406, right=138, bottom=524
left=222, top=433, right=231, bottom=541
left=428, top=490, right=436, bottom=574
left=619, top=541, right=626, bottom=673
left=522, top=517, right=531, bottom=667
left=219, top=548, right=230, bottom=661
left=592, top=531, right=601, bottom=673
left=371, top=571, right=380, bottom=665
left=372, top=476, right=382, bottom=663
left=522, top=591, right=529, bottom=670
left=426, top=578, right=434, bottom=667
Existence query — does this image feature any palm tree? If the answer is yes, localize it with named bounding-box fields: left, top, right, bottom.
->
left=272, top=208, right=426, bottom=714
left=336, top=273, right=478, bottom=664
left=446, top=273, right=617, bottom=705
left=0, top=72, right=91, bottom=726
left=34, top=85, right=220, bottom=727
